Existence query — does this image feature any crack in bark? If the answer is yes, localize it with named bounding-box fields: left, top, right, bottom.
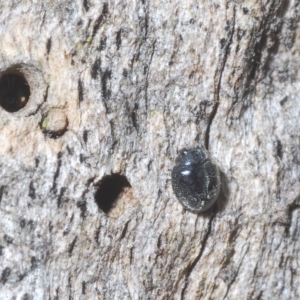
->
left=78, top=78, right=84, bottom=103
left=205, top=5, right=236, bottom=149
left=144, top=39, right=156, bottom=111
left=180, top=214, right=215, bottom=300
left=120, top=220, right=130, bottom=240
left=68, top=236, right=78, bottom=256
left=222, top=244, right=249, bottom=300
left=27, top=84, right=49, bottom=117
left=0, top=186, right=5, bottom=204
left=91, top=3, right=108, bottom=39
left=94, top=223, right=101, bottom=244
left=46, top=38, right=52, bottom=55
left=285, top=203, right=300, bottom=237
left=52, top=152, right=63, bottom=193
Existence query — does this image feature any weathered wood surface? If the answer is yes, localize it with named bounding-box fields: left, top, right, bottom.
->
left=0, top=0, right=299, bottom=299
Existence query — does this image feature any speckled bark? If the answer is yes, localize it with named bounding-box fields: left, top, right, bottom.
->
left=0, top=0, right=299, bottom=299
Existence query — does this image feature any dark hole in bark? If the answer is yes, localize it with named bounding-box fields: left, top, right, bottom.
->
left=0, top=72, right=30, bottom=112
left=95, top=174, right=131, bottom=213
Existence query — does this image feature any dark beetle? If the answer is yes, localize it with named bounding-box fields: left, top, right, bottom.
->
left=171, top=147, right=220, bottom=212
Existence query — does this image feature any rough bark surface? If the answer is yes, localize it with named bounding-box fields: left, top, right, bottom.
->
left=0, top=0, right=299, bottom=299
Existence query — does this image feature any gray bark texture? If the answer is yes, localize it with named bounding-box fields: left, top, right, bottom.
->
left=0, top=0, right=299, bottom=299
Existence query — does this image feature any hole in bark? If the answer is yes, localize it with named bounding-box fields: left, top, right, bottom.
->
left=40, top=109, right=68, bottom=139
left=95, top=174, right=131, bottom=215
left=0, top=72, right=30, bottom=112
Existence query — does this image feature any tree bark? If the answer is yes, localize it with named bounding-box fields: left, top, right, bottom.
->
left=0, top=0, right=299, bottom=299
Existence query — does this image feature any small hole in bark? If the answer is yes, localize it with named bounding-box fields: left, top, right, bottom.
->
left=95, top=174, right=131, bottom=215
left=40, top=109, right=68, bottom=139
left=0, top=72, right=30, bottom=112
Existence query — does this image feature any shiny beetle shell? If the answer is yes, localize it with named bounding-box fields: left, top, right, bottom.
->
left=171, top=147, right=221, bottom=212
